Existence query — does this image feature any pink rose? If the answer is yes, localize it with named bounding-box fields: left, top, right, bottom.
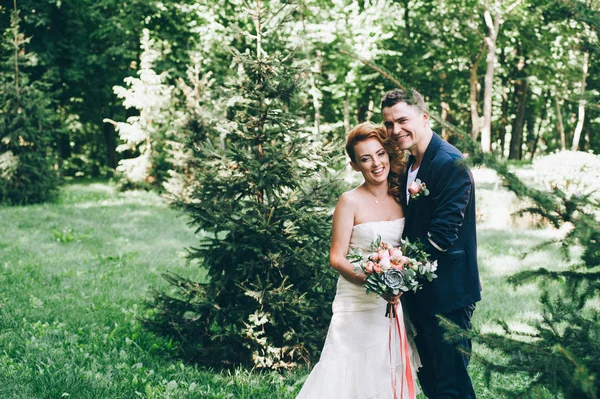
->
left=378, top=249, right=390, bottom=260
left=365, top=261, right=374, bottom=274
left=373, top=263, right=382, bottom=274
left=370, top=252, right=379, bottom=261
left=408, top=181, right=421, bottom=195
left=390, top=249, right=403, bottom=262
left=379, top=257, right=391, bottom=270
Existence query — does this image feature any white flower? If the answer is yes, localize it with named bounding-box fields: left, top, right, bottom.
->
left=428, top=261, right=438, bottom=273
left=419, top=261, right=438, bottom=274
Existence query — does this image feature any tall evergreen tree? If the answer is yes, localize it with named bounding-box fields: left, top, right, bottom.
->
left=104, top=28, right=174, bottom=188
left=0, top=6, right=59, bottom=204
left=144, top=0, right=341, bottom=369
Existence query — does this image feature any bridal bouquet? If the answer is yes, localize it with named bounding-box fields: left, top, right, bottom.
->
left=347, top=235, right=438, bottom=298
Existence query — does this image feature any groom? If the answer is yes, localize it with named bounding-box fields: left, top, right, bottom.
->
left=381, top=88, right=481, bottom=399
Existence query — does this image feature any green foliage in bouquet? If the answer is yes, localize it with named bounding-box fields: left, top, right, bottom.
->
left=347, top=235, right=437, bottom=296
left=143, top=1, right=341, bottom=370
left=0, top=8, right=60, bottom=205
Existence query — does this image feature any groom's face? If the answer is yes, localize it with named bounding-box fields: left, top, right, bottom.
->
left=382, top=101, right=429, bottom=156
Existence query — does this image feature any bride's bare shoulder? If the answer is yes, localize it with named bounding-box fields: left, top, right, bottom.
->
left=337, top=186, right=363, bottom=206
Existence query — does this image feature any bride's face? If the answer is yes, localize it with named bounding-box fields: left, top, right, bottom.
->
left=350, top=138, right=390, bottom=184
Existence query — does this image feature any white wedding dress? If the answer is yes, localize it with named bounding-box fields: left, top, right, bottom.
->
left=297, top=218, right=420, bottom=399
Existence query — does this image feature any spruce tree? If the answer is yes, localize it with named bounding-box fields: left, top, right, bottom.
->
left=104, top=28, right=174, bottom=188
left=144, top=0, right=340, bottom=369
left=0, top=6, right=59, bottom=205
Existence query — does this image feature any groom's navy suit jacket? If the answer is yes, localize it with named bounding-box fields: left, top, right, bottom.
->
left=402, top=133, right=481, bottom=316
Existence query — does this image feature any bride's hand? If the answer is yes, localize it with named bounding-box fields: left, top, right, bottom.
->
left=382, top=292, right=402, bottom=305
left=356, top=273, right=368, bottom=285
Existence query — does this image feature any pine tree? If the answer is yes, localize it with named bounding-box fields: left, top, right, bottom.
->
left=104, top=28, right=174, bottom=188
left=0, top=5, right=59, bottom=205
left=144, top=0, right=341, bottom=369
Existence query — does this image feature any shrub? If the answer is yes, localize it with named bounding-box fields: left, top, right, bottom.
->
left=532, top=150, right=600, bottom=201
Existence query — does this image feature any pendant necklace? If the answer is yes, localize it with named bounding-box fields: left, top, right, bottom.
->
left=367, top=189, right=386, bottom=204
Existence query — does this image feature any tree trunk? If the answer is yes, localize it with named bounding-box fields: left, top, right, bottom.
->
left=525, top=101, right=536, bottom=159
left=498, top=48, right=510, bottom=157
left=584, top=115, right=591, bottom=151
left=12, top=0, right=20, bottom=107
left=57, top=132, right=71, bottom=174
left=344, top=92, right=353, bottom=180
left=344, top=92, right=350, bottom=135
left=555, top=95, right=566, bottom=150
left=309, top=65, right=322, bottom=136
left=441, top=102, right=450, bottom=141
left=366, top=99, right=374, bottom=121
left=571, top=51, right=589, bottom=151
left=498, top=84, right=510, bottom=156
left=404, top=0, right=410, bottom=38
left=469, top=58, right=482, bottom=140
left=509, top=79, right=527, bottom=160
left=103, top=120, right=117, bottom=169
left=481, top=3, right=501, bottom=153
left=530, top=91, right=549, bottom=160
left=469, top=44, right=486, bottom=140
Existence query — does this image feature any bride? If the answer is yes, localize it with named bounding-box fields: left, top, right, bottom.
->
left=296, top=122, right=420, bottom=399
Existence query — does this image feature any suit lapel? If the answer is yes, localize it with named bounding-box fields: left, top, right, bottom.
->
left=405, top=133, right=442, bottom=219
left=415, top=133, right=442, bottom=185
left=403, top=155, right=414, bottom=214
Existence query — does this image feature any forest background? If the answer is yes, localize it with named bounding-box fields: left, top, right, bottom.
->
left=1, top=0, right=597, bottom=193
left=1, top=0, right=599, bottom=398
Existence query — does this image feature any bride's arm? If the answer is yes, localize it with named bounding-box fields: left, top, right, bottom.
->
left=330, top=192, right=367, bottom=286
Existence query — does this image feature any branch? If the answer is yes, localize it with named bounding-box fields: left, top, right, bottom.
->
left=505, top=0, right=524, bottom=15
left=338, top=48, right=409, bottom=93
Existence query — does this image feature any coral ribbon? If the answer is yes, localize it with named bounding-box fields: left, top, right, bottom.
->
left=388, top=303, right=416, bottom=399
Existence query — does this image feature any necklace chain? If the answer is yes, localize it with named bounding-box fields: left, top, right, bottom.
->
left=366, top=188, right=386, bottom=204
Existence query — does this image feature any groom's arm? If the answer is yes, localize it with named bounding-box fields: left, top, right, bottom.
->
left=423, top=154, right=473, bottom=260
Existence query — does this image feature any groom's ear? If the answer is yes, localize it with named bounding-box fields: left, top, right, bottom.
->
left=422, top=112, right=429, bottom=126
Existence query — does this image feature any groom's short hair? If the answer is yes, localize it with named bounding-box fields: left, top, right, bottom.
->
left=380, top=88, right=427, bottom=112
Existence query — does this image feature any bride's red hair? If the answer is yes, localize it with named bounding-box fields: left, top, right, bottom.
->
left=345, top=122, right=406, bottom=204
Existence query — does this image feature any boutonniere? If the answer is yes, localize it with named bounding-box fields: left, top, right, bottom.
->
left=408, top=179, right=430, bottom=200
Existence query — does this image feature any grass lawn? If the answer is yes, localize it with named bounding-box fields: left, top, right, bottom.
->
left=0, top=174, right=564, bottom=398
